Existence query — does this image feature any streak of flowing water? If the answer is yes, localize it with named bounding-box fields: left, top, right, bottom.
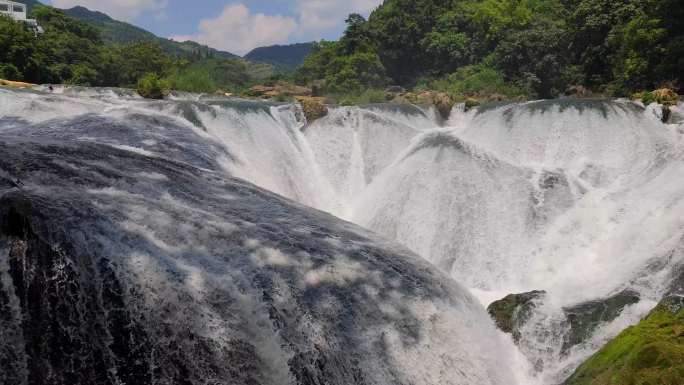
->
left=2, top=87, right=683, bottom=384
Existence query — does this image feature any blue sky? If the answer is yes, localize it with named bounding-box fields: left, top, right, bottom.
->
left=48, top=0, right=383, bottom=55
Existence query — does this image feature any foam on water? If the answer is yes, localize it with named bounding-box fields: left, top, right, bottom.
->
left=2, top=87, right=683, bottom=384
left=303, top=105, right=435, bottom=217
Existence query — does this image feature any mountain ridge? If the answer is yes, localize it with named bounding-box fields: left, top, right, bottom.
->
left=62, top=6, right=239, bottom=59
left=14, top=1, right=238, bottom=59
left=245, top=42, right=315, bottom=69
left=16, top=1, right=312, bottom=68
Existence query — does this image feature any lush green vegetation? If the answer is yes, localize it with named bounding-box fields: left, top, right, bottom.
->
left=297, top=0, right=684, bottom=99
left=61, top=6, right=240, bottom=60
left=136, top=73, right=170, bottom=99
left=0, top=6, right=267, bottom=95
left=564, top=296, right=684, bottom=385
left=13, top=1, right=239, bottom=60
left=1, top=6, right=105, bottom=84
left=4, top=0, right=682, bottom=102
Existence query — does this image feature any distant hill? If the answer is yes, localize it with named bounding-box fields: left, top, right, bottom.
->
left=60, top=6, right=281, bottom=80
left=13, top=2, right=239, bottom=59
left=245, top=43, right=314, bottom=69
left=13, top=1, right=290, bottom=79
left=62, top=6, right=238, bottom=59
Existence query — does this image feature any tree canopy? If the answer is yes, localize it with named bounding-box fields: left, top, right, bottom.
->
left=297, top=0, right=684, bottom=98
left=0, top=6, right=263, bottom=93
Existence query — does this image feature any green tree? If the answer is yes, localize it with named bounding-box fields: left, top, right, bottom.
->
left=419, top=9, right=474, bottom=75
left=367, top=0, right=448, bottom=84
left=493, top=19, right=570, bottom=97
left=0, top=15, right=37, bottom=81
left=325, top=51, right=387, bottom=93
left=339, top=14, right=374, bottom=54
left=136, top=72, right=169, bottom=99
left=115, top=42, right=171, bottom=86
left=295, top=41, right=338, bottom=85
left=567, top=0, right=647, bottom=88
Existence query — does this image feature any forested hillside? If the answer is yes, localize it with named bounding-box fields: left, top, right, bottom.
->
left=245, top=43, right=314, bottom=69
left=297, top=0, right=684, bottom=98
left=62, top=6, right=238, bottom=59
left=13, top=1, right=239, bottom=59
left=0, top=5, right=278, bottom=94
left=4, top=0, right=682, bottom=101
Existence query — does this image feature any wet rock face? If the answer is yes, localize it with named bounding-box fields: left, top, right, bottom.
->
left=487, top=290, right=546, bottom=342
left=564, top=295, right=684, bottom=385
left=666, top=104, right=684, bottom=124
left=561, top=290, right=640, bottom=352
left=1, top=232, right=151, bottom=385
left=0, top=136, right=512, bottom=385
left=296, top=96, right=328, bottom=123
left=657, top=295, right=684, bottom=315
left=489, top=289, right=642, bottom=354
left=667, top=265, right=684, bottom=296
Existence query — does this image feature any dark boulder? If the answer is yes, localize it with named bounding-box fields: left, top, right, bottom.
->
left=487, top=290, right=546, bottom=342
left=561, top=289, right=640, bottom=353
left=665, top=104, right=683, bottom=124
left=667, top=264, right=684, bottom=296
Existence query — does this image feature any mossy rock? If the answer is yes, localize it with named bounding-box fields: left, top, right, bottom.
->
left=296, top=96, right=328, bottom=124
left=564, top=295, right=684, bottom=385
left=665, top=105, right=684, bottom=125
left=640, top=89, right=679, bottom=107
left=652, top=89, right=679, bottom=106
left=631, top=92, right=646, bottom=102
left=487, top=290, right=545, bottom=342
left=413, top=91, right=455, bottom=120
left=464, top=98, right=480, bottom=111
left=562, top=290, right=640, bottom=353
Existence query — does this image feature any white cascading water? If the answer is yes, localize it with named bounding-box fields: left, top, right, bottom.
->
left=2, top=86, right=683, bottom=384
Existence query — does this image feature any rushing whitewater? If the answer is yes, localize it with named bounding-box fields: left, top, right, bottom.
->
left=1, top=86, right=683, bottom=384
left=0, top=87, right=523, bottom=385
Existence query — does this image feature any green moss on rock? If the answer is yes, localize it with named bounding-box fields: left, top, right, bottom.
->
left=464, top=98, right=480, bottom=111
left=487, top=290, right=545, bottom=342
left=564, top=295, right=684, bottom=385
left=639, top=89, right=679, bottom=107
left=296, top=96, right=328, bottom=123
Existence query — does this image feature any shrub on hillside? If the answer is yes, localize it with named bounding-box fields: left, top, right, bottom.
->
left=137, top=73, right=170, bottom=99
left=0, top=64, right=21, bottom=80
left=429, top=65, right=526, bottom=99
left=167, top=67, right=216, bottom=94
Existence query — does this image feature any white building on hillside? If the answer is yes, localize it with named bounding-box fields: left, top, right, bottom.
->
left=0, top=1, right=43, bottom=33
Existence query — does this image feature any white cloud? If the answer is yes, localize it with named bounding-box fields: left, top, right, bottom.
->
left=171, top=0, right=383, bottom=55
left=170, top=3, right=297, bottom=56
left=51, top=0, right=168, bottom=21
left=294, top=0, right=383, bottom=39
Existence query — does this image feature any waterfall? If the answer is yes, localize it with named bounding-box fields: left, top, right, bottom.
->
left=1, top=86, right=683, bottom=384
